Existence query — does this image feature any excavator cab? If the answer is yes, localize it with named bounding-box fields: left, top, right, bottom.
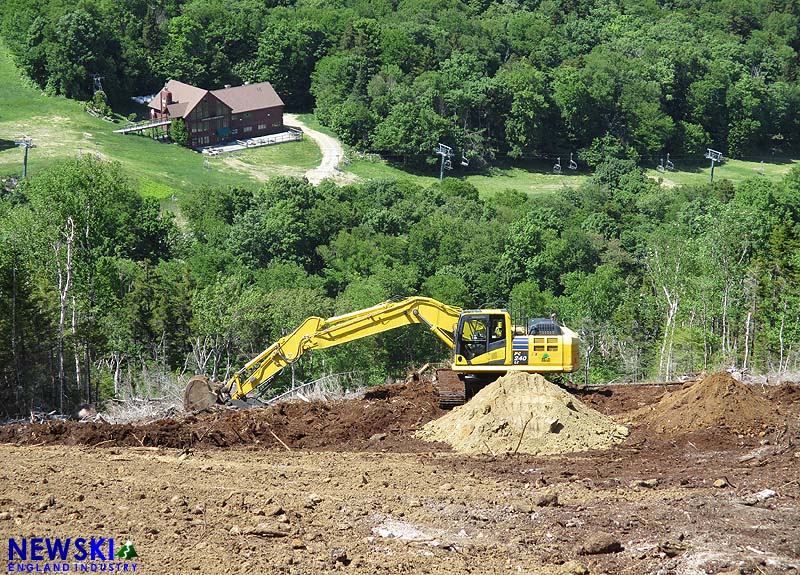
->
left=454, top=311, right=509, bottom=363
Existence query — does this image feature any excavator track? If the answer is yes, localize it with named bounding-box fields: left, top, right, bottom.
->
left=434, top=369, right=502, bottom=409
left=434, top=368, right=466, bottom=409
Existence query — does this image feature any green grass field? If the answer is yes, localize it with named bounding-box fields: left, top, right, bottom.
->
left=343, top=156, right=588, bottom=197
left=303, top=110, right=798, bottom=195
left=0, top=42, right=320, bottom=198
left=645, top=158, right=799, bottom=188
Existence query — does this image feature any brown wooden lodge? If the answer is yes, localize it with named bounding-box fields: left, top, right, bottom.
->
left=147, top=79, right=285, bottom=148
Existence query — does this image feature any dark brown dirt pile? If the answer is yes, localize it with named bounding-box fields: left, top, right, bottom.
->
left=0, top=380, right=446, bottom=451
left=769, top=382, right=800, bottom=407
left=638, top=371, right=786, bottom=435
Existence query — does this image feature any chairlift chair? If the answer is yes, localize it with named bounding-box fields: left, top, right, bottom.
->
left=657, top=158, right=666, bottom=173
left=665, top=153, right=674, bottom=171
left=460, top=154, right=469, bottom=167
left=568, top=153, right=577, bottom=170
left=553, top=157, right=562, bottom=174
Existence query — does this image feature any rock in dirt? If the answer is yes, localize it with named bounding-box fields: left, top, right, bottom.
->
left=713, top=479, right=729, bottom=488
left=329, top=548, right=349, bottom=565
left=658, top=539, right=686, bottom=557
left=37, top=494, right=55, bottom=512
left=561, top=560, right=589, bottom=575
left=740, top=488, right=777, bottom=506
left=630, top=478, right=659, bottom=489
left=530, top=490, right=559, bottom=507
left=576, top=532, right=622, bottom=555
left=417, top=373, right=629, bottom=455
left=264, top=505, right=284, bottom=516
left=291, top=538, right=306, bottom=550
left=0, top=511, right=11, bottom=521
left=246, top=522, right=289, bottom=538
left=637, top=371, right=784, bottom=436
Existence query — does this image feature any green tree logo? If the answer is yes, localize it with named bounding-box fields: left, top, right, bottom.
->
left=116, top=539, right=138, bottom=560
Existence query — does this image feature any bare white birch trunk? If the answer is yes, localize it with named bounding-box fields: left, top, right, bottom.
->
left=54, top=217, right=75, bottom=414
left=72, top=295, right=82, bottom=400
left=743, top=311, right=752, bottom=371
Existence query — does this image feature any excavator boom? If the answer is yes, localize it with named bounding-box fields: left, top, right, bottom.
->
left=224, top=297, right=461, bottom=401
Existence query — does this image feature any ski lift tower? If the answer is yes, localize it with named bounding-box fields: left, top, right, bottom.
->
left=705, top=148, right=723, bottom=183
left=91, top=74, right=104, bottom=94
left=434, top=143, right=453, bottom=182
left=14, top=136, right=35, bottom=178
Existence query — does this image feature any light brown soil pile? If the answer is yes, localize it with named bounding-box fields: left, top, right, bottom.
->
left=638, top=371, right=785, bottom=435
left=417, top=372, right=629, bottom=455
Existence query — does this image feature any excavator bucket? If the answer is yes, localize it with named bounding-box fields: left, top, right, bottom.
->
left=184, top=375, right=222, bottom=411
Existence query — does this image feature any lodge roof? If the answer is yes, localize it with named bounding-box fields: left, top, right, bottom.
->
left=147, top=80, right=283, bottom=118
left=212, top=82, right=284, bottom=113
left=147, top=80, right=207, bottom=116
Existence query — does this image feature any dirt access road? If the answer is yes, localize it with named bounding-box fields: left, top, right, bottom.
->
left=284, top=113, right=353, bottom=185
left=0, top=380, right=798, bottom=575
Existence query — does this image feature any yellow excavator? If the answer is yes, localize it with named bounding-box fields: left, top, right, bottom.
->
left=184, top=296, right=579, bottom=410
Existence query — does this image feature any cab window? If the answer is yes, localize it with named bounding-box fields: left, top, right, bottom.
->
left=490, top=317, right=505, bottom=342
left=459, top=317, right=487, bottom=360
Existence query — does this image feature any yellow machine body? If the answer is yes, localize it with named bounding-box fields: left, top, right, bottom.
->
left=222, top=297, right=578, bottom=401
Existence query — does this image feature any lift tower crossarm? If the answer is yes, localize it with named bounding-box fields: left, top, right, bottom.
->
left=224, top=297, right=462, bottom=400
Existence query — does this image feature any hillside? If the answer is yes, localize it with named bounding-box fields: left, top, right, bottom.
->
left=0, top=42, right=322, bottom=198
left=1, top=38, right=796, bottom=199
left=6, top=0, right=799, bottom=167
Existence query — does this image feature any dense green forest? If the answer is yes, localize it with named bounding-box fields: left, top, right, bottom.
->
left=2, top=156, right=800, bottom=414
left=1, top=0, right=798, bottom=164
left=1, top=0, right=800, bottom=415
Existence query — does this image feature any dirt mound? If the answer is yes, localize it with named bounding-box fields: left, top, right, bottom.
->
left=575, top=384, right=673, bottom=415
left=637, top=371, right=785, bottom=435
left=0, top=380, right=446, bottom=452
left=417, top=372, right=629, bottom=455
left=769, top=382, right=800, bottom=406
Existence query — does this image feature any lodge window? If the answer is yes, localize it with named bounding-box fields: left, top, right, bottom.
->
left=272, top=122, right=281, bottom=127
left=257, top=124, right=267, bottom=130
left=243, top=126, right=252, bottom=133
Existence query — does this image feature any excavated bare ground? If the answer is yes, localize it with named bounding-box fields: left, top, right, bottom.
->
left=1, top=377, right=799, bottom=574
left=633, top=372, right=788, bottom=436
left=769, top=382, right=800, bottom=407
left=0, top=379, right=447, bottom=452
left=574, top=383, right=681, bottom=415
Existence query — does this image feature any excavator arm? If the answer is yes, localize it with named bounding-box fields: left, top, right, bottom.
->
left=222, top=297, right=461, bottom=401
